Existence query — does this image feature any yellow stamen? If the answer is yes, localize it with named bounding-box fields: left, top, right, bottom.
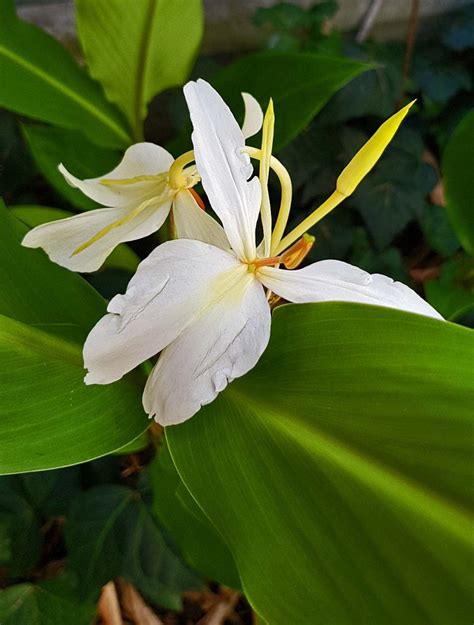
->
left=168, top=150, right=196, bottom=188
left=244, top=147, right=292, bottom=255
left=275, top=101, right=415, bottom=254
left=259, top=99, right=274, bottom=257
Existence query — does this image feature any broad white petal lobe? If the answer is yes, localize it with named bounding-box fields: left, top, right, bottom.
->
left=143, top=274, right=271, bottom=425
left=59, top=143, right=174, bottom=207
left=22, top=200, right=171, bottom=272
left=83, top=240, right=243, bottom=384
left=259, top=260, right=442, bottom=319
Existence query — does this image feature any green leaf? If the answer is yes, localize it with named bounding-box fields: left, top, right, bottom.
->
left=0, top=479, right=42, bottom=577
left=21, top=125, right=120, bottom=211
left=351, top=128, right=437, bottom=250
left=0, top=203, right=147, bottom=473
left=443, top=109, right=474, bottom=255
left=420, top=204, right=460, bottom=256
left=76, top=0, right=203, bottom=138
left=413, top=49, right=472, bottom=104
left=168, top=303, right=474, bottom=625
left=113, top=430, right=150, bottom=455
left=0, top=200, right=103, bottom=342
left=425, top=257, right=474, bottom=322
left=171, top=52, right=369, bottom=153
left=0, top=575, right=96, bottom=625
left=149, top=444, right=240, bottom=588
left=0, top=314, right=147, bottom=474
left=10, top=204, right=140, bottom=272
left=317, top=42, right=404, bottom=123
left=217, top=53, right=369, bottom=150
left=0, top=110, right=35, bottom=201
left=0, top=0, right=130, bottom=148
left=66, top=484, right=202, bottom=609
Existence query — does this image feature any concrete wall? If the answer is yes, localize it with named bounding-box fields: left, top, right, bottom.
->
left=16, top=0, right=473, bottom=53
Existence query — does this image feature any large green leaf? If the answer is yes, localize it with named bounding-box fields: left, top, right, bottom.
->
left=0, top=202, right=147, bottom=473
left=0, top=314, right=147, bottom=474
left=443, top=108, right=474, bottom=255
left=76, top=0, right=203, bottom=138
left=0, top=200, right=103, bottom=341
left=0, top=0, right=130, bottom=148
left=169, top=52, right=369, bottom=154
left=167, top=303, right=474, bottom=625
left=214, top=52, right=370, bottom=150
left=149, top=444, right=240, bottom=588
left=21, top=124, right=120, bottom=211
left=65, top=485, right=202, bottom=609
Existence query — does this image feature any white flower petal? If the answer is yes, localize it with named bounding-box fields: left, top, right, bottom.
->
left=241, top=92, right=264, bottom=139
left=22, top=200, right=171, bottom=273
left=83, top=240, right=243, bottom=384
left=259, top=260, right=443, bottom=319
left=59, top=143, right=174, bottom=207
left=184, top=79, right=261, bottom=261
left=173, top=189, right=230, bottom=250
left=143, top=273, right=271, bottom=425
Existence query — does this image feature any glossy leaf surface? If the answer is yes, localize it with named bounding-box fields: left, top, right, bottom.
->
left=443, top=108, right=474, bottom=255
left=0, top=203, right=147, bottom=473
left=76, top=0, right=203, bottom=136
left=0, top=1, right=130, bottom=148
left=168, top=303, right=474, bottom=625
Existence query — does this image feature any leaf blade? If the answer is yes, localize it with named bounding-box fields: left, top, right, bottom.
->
left=168, top=303, right=474, bottom=624
left=0, top=0, right=131, bottom=148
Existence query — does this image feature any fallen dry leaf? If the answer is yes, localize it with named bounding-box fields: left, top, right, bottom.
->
left=118, top=578, right=164, bottom=625
left=98, top=581, right=123, bottom=625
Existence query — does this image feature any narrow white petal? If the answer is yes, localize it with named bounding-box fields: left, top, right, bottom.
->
left=173, top=189, right=230, bottom=250
left=22, top=200, right=171, bottom=273
left=241, top=92, right=264, bottom=139
left=259, top=260, right=443, bottom=319
left=143, top=274, right=271, bottom=425
left=59, top=143, right=174, bottom=207
left=83, top=240, right=243, bottom=384
left=184, top=79, right=261, bottom=261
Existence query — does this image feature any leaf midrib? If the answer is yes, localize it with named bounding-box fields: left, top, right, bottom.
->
left=132, top=0, right=158, bottom=139
left=0, top=43, right=130, bottom=144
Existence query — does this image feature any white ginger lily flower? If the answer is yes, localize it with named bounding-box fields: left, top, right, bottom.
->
left=83, top=79, right=442, bottom=426
left=21, top=94, right=263, bottom=273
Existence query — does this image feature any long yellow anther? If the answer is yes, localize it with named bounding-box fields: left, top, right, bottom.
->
left=275, top=101, right=415, bottom=254
left=337, top=100, right=416, bottom=196
left=259, top=99, right=274, bottom=258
